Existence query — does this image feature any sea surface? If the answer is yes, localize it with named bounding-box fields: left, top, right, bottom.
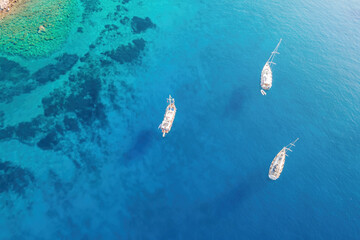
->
left=0, top=0, right=360, bottom=239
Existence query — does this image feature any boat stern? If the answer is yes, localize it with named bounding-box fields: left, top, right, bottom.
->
left=268, top=174, right=278, bottom=180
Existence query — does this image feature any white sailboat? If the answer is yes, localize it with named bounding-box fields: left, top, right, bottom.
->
left=159, top=95, right=176, bottom=137
left=268, top=138, right=299, bottom=180
left=261, top=39, right=282, bottom=94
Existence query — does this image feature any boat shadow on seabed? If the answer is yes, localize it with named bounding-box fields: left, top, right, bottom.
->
left=122, top=129, right=157, bottom=162
left=199, top=170, right=269, bottom=220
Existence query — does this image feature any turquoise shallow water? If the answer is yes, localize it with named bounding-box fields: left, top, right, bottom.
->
left=0, top=0, right=360, bottom=239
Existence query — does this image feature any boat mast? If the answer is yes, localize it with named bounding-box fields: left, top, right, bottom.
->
left=284, top=138, right=299, bottom=154
left=267, top=38, right=282, bottom=67
left=167, top=95, right=174, bottom=105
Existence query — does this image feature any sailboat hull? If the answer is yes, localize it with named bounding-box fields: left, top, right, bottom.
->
left=268, top=138, right=298, bottom=180
left=261, top=63, right=272, bottom=90
left=268, top=148, right=286, bottom=180
left=159, top=96, right=176, bottom=137
left=160, top=106, right=176, bottom=137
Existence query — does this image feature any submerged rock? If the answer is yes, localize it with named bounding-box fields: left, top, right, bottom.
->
left=42, top=89, right=66, bottom=117
left=63, top=115, right=80, bottom=132
left=15, top=121, right=40, bottom=141
left=0, top=57, right=30, bottom=81
left=37, top=131, right=59, bottom=150
left=0, top=160, right=35, bottom=195
left=0, top=126, right=14, bottom=140
left=120, top=16, right=129, bottom=25
left=32, top=53, right=79, bottom=84
left=131, top=16, right=155, bottom=34
left=0, top=111, right=4, bottom=128
left=80, top=0, right=102, bottom=22
left=0, top=57, right=33, bottom=102
left=38, top=25, right=46, bottom=33
left=102, top=38, right=146, bottom=64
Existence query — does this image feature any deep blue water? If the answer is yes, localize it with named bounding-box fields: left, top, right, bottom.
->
left=0, top=0, right=360, bottom=239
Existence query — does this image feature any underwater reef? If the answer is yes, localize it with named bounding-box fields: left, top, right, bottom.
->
left=32, top=53, right=79, bottom=84
left=0, top=7, right=156, bottom=165
left=0, top=54, right=78, bottom=103
left=0, top=0, right=157, bottom=236
left=0, top=57, right=31, bottom=102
